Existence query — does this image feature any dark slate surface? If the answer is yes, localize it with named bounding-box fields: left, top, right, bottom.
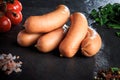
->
left=0, top=0, right=120, bottom=80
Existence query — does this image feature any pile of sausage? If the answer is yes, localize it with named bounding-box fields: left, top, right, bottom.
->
left=17, top=4, right=102, bottom=58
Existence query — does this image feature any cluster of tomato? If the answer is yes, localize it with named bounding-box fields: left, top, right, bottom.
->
left=0, top=0, right=23, bottom=32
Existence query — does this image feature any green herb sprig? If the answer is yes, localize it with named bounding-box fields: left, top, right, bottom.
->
left=90, top=3, right=120, bottom=37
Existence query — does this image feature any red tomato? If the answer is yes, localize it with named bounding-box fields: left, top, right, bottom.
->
left=6, top=10, right=23, bottom=25
left=0, top=15, right=11, bottom=32
left=0, top=0, right=2, bottom=3
left=6, top=0, right=22, bottom=11
left=6, top=2, right=17, bottom=11
left=13, top=0, right=22, bottom=11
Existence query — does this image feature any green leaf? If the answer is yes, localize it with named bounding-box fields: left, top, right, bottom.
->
left=95, top=18, right=100, bottom=22
left=116, top=32, right=120, bottom=37
left=111, top=67, right=120, bottom=73
left=90, top=3, right=120, bottom=37
left=90, top=9, right=98, bottom=18
left=108, top=24, right=120, bottom=29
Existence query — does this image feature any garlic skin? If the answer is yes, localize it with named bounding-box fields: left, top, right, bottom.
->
left=0, top=53, right=22, bottom=75
left=81, top=27, right=102, bottom=57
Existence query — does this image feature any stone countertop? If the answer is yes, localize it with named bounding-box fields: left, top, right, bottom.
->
left=0, top=0, right=120, bottom=80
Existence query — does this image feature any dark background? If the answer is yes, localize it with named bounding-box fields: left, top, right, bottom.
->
left=0, top=0, right=120, bottom=80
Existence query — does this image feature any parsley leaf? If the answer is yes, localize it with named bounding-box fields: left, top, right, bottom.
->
left=90, top=3, right=120, bottom=37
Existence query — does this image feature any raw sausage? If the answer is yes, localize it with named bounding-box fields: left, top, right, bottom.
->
left=81, top=27, right=102, bottom=57
left=24, top=5, right=70, bottom=33
left=35, top=25, right=69, bottom=53
left=17, top=29, right=42, bottom=47
left=59, top=12, right=88, bottom=58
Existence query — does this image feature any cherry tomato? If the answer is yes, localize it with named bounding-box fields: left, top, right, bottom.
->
left=0, top=15, right=11, bottom=32
left=6, top=2, right=17, bottom=11
left=13, top=0, right=22, bottom=11
left=6, top=0, right=22, bottom=11
left=6, top=10, right=22, bottom=25
left=0, top=0, right=2, bottom=3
